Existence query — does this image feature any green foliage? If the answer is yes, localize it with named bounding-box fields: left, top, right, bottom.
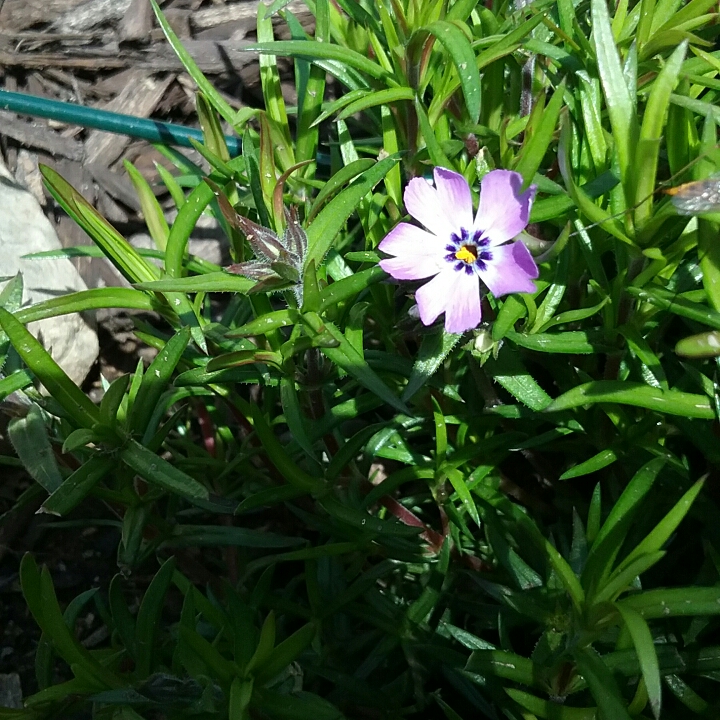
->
left=3, top=0, right=720, bottom=717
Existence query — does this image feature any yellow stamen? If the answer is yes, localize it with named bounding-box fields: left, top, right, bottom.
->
left=455, top=245, right=477, bottom=264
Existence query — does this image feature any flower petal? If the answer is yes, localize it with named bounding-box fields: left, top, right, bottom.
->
left=415, top=267, right=481, bottom=332
left=380, top=254, right=443, bottom=280
left=434, top=167, right=474, bottom=235
left=479, top=240, right=539, bottom=297
left=404, top=177, right=452, bottom=239
left=415, top=268, right=458, bottom=325
left=444, top=270, right=482, bottom=333
left=475, top=170, right=536, bottom=245
left=378, top=222, right=446, bottom=258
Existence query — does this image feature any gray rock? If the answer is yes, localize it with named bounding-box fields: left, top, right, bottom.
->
left=0, top=157, right=99, bottom=386
left=0, top=673, right=22, bottom=709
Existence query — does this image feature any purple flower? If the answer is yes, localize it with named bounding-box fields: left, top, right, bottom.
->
left=379, top=168, right=539, bottom=334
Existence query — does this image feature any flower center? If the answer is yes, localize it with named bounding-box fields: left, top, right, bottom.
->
left=444, top=229, right=492, bottom=275
left=455, top=245, right=478, bottom=264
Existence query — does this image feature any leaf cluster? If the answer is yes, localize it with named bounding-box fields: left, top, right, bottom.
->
left=3, top=0, right=720, bottom=718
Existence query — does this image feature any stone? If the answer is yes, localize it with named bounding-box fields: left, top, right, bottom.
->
left=0, top=673, right=22, bottom=709
left=0, top=156, right=99, bottom=386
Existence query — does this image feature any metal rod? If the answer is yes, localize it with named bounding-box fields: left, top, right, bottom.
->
left=0, top=88, right=243, bottom=156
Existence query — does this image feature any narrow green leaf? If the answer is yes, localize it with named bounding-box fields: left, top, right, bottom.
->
left=573, top=647, right=632, bottom=720
left=615, top=479, right=704, bottom=575
left=560, top=448, right=618, bottom=480
left=99, top=374, right=130, bottom=429
left=135, top=557, right=176, bottom=678
left=125, top=160, right=170, bottom=251
left=247, top=40, right=392, bottom=81
left=309, top=89, right=369, bottom=128
left=0, top=307, right=100, bottom=428
left=695, top=116, right=720, bottom=311
left=587, top=483, right=602, bottom=544
left=577, top=71, right=608, bottom=173
left=591, top=0, right=637, bottom=194
left=246, top=612, right=276, bottom=675
left=255, top=623, right=315, bottom=683
left=302, top=312, right=410, bottom=414
left=40, top=165, right=159, bottom=284
left=541, top=297, right=610, bottom=332
left=618, top=585, right=720, bottom=618
left=0, top=370, right=33, bottom=401
left=20, top=554, right=121, bottom=689
left=545, top=381, right=714, bottom=419
left=229, top=677, right=254, bottom=719
left=317, top=266, right=386, bottom=312
left=135, top=273, right=255, bottom=294
left=196, top=91, right=231, bottom=163
left=465, top=649, right=539, bottom=687
left=280, top=377, right=318, bottom=462
left=492, top=295, right=527, bottom=341
left=505, top=688, right=596, bottom=720
left=532, top=245, right=569, bottom=334
left=591, top=458, right=666, bottom=552
left=295, top=31, right=326, bottom=167
left=428, top=14, right=545, bottom=124
left=414, top=98, right=453, bottom=168
left=14, top=288, right=159, bottom=325
left=8, top=405, right=63, bottom=493
left=227, top=309, right=300, bottom=337
left=305, top=157, right=400, bottom=270
left=41, top=455, right=114, bottom=517
left=179, top=626, right=236, bottom=684
left=628, top=285, right=720, bottom=329
left=207, top=349, right=282, bottom=372
left=634, top=42, right=687, bottom=229
left=484, top=348, right=553, bottom=411
left=250, top=404, right=324, bottom=492
left=583, top=458, right=665, bottom=590
left=557, top=122, right=634, bottom=244
left=381, top=104, right=402, bottom=207
left=164, top=181, right=215, bottom=279
left=656, top=0, right=717, bottom=31
left=336, top=87, right=415, bottom=121
left=109, top=575, right=137, bottom=660
left=24, top=246, right=217, bottom=275
left=616, top=605, right=662, bottom=719
left=637, top=0, right=657, bottom=49
left=120, top=439, right=210, bottom=505
left=664, top=675, right=709, bottom=714
left=235, top=486, right=306, bottom=515
left=514, top=80, right=566, bottom=185
left=425, top=21, right=481, bottom=122
left=403, top=330, right=461, bottom=402
left=445, top=468, right=481, bottom=527
left=594, top=551, right=666, bottom=604
left=243, top=125, right=271, bottom=228
left=156, top=162, right=187, bottom=209
left=0, top=273, right=24, bottom=311
left=129, top=326, right=190, bottom=439
left=308, top=159, right=374, bottom=220
left=163, top=524, right=305, bottom=548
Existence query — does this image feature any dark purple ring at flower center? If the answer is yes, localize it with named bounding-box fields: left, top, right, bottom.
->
left=445, top=228, right=492, bottom=275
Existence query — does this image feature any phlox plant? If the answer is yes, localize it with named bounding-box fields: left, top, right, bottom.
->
left=3, top=0, right=720, bottom=718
